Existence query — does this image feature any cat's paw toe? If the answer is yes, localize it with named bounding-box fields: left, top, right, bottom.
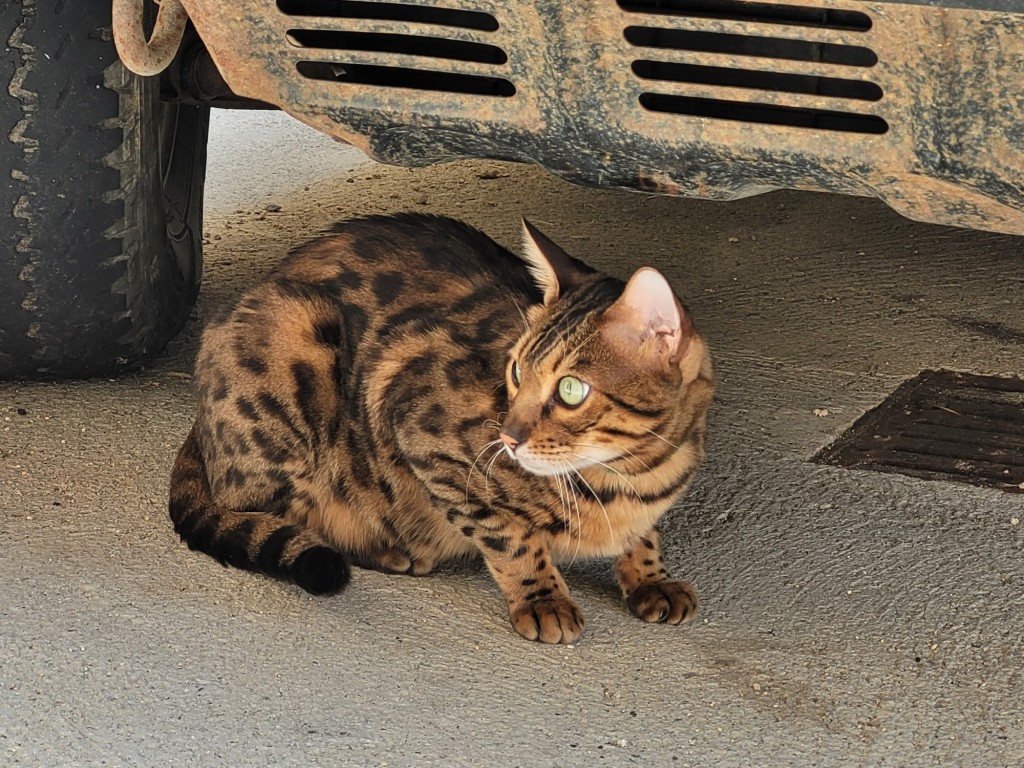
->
left=510, top=597, right=585, bottom=644
left=355, top=545, right=437, bottom=575
left=292, top=546, right=350, bottom=596
left=353, top=546, right=412, bottom=574
left=407, top=557, right=436, bottom=576
left=373, top=548, right=414, bottom=574
left=626, top=580, right=698, bottom=625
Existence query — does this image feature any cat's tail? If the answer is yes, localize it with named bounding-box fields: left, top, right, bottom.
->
left=168, top=425, right=350, bottom=596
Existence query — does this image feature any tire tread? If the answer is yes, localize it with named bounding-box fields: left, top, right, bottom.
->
left=0, top=3, right=206, bottom=378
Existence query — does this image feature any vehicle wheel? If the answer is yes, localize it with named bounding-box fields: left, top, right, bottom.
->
left=0, top=3, right=208, bottom=379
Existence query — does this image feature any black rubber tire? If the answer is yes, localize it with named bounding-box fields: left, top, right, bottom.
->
left=0, top=3, right=209, bottom=379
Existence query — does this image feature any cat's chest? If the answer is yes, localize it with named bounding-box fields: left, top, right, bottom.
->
left=548, top=485, right=672, bottom=559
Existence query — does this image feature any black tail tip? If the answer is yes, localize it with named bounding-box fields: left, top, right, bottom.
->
left=293, top=546, right=351, bottom=596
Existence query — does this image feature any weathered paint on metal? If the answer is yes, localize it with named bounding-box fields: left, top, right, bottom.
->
left=177, top=0, right=1024, bottom=234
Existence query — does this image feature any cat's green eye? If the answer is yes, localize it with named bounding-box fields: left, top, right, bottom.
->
left=510, top=360, right=522, bottom=386
left=557, top=376, right=590, bottom=407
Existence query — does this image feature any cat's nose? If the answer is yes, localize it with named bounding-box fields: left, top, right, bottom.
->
left=499, top=432, right=520, bottom=451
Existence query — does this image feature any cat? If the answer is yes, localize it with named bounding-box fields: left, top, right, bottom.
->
left=169, top=213, right=714, bottom=644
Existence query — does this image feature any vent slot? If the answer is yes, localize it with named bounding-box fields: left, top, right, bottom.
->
left=296, top=61, right=516, bottom=96
left=632, top=60, right=882, bottom=101
left=277, top=1, right=500, bottom=32
left=617, top=0, right=871, bottom=31
left=625, top=27, right=877, bottom=67
left=639, top=93, right=887, bottom=133
left=287, top=30, right=508, bottom=65
left=623, top=1, right=885, bottom=134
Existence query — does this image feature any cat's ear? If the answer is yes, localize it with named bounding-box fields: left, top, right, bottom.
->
left=521, top=218, right=594, bottom=305
left=601, top=268, right=692, bottom=369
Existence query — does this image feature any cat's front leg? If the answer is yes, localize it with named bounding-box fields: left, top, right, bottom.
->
left=469, top=528, right=584, bottom=644
left=613, top=528, right=699, bottom=625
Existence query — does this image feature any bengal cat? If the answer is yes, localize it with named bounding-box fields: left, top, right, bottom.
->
left=169, top=213, right=714, bottom=644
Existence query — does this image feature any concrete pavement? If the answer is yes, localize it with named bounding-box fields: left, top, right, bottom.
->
left=1, top=110, right=1022, bottom=767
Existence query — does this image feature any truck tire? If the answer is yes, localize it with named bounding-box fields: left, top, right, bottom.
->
left=0, top=3, right=208, bottom=379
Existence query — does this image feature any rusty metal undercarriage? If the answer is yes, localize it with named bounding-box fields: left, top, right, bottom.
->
left=117, top=0, right=1024, bottom=235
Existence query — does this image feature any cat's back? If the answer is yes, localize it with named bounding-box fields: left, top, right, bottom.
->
left=272, top=213, right=538, bottom=305
left=195, top=214, right=539, bottom=412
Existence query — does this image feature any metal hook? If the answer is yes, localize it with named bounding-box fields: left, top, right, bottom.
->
left=112, top=0, right=189, bottom=76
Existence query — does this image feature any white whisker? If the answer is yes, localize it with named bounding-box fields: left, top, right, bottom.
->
left=574, top=451, right=641, bottom=500
left=574, top=442, right=640, bottom=473
left=618, top=447, right=655, bottom=474
left=483, top=445, right=504, bottom=497
left=562, top=471, right=575, bottom=540
left=568, top=463, right=583, bottom=566
left=466, top=439, right=502, bottom=503
left=511, top=299, right=530, bottom=333
left=572, top=465, right=614, bottom=542
left=644, top=428, right=680, bottom=450
left=596, top=445, right=655, bottom=475
left=559, top=460, right=584, bottom=569
left=552, top=467, right=568, bottom=533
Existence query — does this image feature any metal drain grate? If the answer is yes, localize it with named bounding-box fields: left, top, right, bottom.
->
left=621, top=0, right=888, bottom=134
left=815, top=370, right=1024, bottom=493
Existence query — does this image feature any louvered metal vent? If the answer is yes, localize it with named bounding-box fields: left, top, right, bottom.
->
left=278, top=0, right=515, bottom=97
left=620, top=0, right=888, bottom=134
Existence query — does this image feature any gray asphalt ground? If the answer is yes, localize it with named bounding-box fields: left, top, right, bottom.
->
left=2, top=111, right=1023, bottom=767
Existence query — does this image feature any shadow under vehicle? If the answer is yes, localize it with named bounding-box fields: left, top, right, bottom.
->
left=2, top=0, right=1022, bottom=377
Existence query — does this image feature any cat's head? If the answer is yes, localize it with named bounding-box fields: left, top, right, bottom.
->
left=499, top=220, right=713, bottom=478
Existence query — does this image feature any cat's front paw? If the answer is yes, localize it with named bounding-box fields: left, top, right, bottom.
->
left=626, top=580, right=699, bottom=625
left=509, top=597, right=585, bottom=644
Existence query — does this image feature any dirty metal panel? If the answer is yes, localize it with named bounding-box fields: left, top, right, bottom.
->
left=178, top=0, right=1024, bottom=235
left=815, top=370, right=1024, bottom=494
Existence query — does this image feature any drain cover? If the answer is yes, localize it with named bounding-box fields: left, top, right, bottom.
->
left=815, top=370, right=1024, bottom=493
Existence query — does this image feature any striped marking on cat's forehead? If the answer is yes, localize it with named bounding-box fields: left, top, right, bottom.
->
left=520, top=278, right=623, bottom=366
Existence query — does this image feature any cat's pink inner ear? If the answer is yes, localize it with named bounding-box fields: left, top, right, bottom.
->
left=604, top=268, right=691, bottom=366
